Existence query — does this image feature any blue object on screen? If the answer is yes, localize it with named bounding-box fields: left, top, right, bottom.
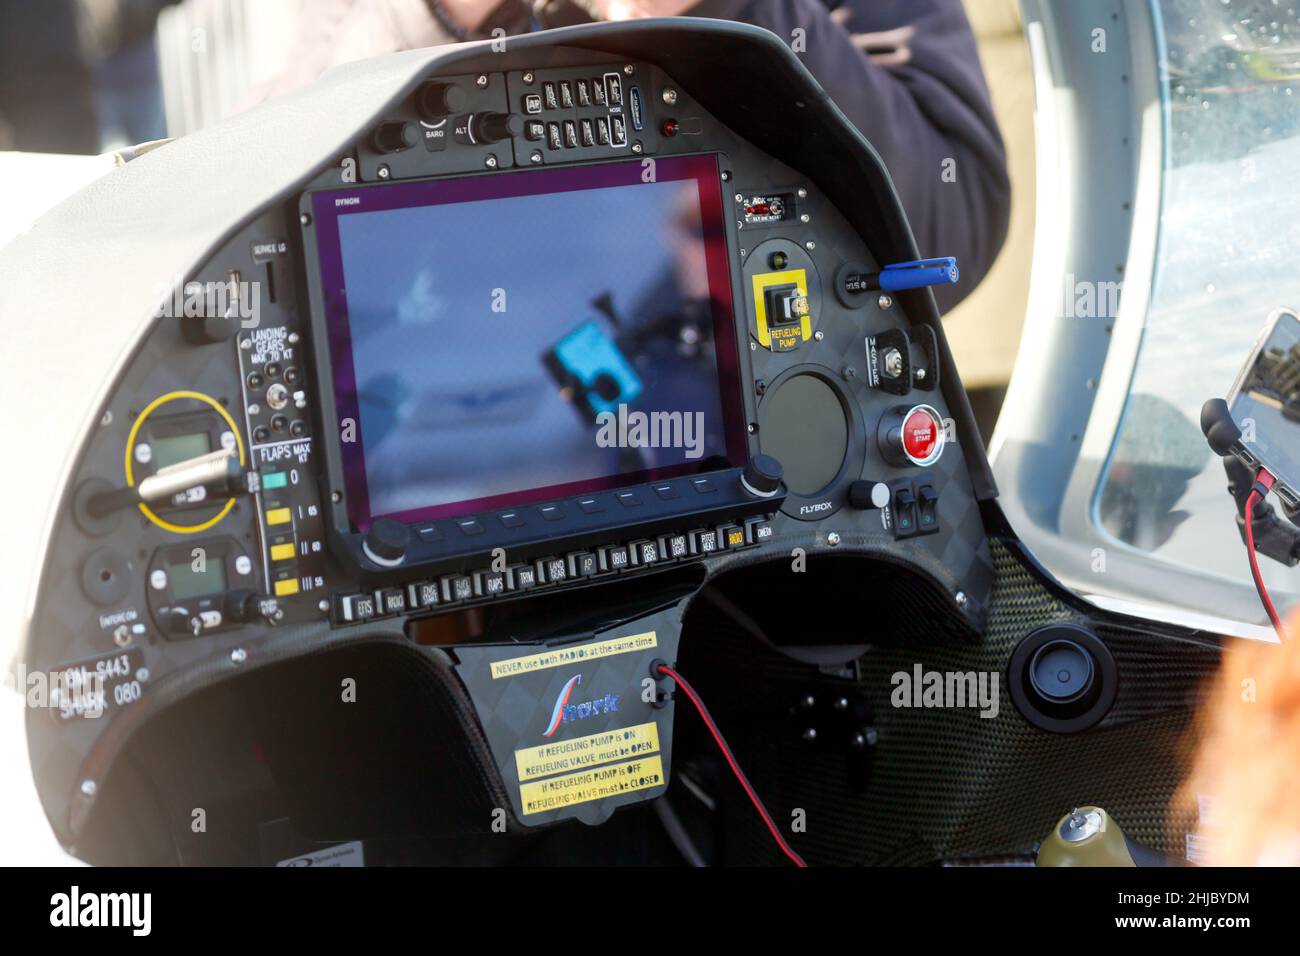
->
left=552, top=321, right=643, bottom=416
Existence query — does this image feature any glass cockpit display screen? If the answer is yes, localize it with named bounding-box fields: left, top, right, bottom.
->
left=310, top=155, right=745, bottom=530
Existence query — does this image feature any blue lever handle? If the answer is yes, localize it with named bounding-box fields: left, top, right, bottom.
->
left=878, top=257, right=960, bottom=292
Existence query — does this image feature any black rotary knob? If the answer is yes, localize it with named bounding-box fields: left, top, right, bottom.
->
left=181, top=308, right=240, bottom=345
left=848, top=480, right=891, bottom=510
left=471, top=111, right=523, bottom=144
left=371, top=120, right=419, bottom=153
left=415, top=82, right=468, bottom=122
left=363, top=518, right=410, bottom=566
left=742, top=454, right=784, bottom=498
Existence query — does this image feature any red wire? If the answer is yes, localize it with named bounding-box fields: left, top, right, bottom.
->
left=656, top=664, right=807, bottom=867
left=1245, top=469, right=1288, bottom=641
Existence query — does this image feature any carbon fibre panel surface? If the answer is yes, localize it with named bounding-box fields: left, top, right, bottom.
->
left=673, top=538, right=1220, bottom=865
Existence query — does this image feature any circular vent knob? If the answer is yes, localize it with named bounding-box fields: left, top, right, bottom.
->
left=1028, top=639, right=1096, bottom=708
left=1008, top=624, right=1117, bottom=733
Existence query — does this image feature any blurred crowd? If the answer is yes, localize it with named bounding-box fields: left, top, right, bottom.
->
left=0, top=0, right=175, bottom=152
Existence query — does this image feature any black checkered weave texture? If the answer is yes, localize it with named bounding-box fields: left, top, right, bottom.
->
left=673, top=538, right=1222, bottom=866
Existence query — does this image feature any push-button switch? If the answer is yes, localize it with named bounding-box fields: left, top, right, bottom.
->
left=407, top=581, right=440, bottom=609
left=336, top=592, right=376, bottom=623
left=511, top=564, right=538, bottom=590
left=599, top=545, right=631, bottom=572
left=376, top=587, right=406, bottom=615
left=659, top=533, right=690, bottom=560
left=474, top=570, right=508, bottom=597
left=568, top=551, right=599, bottom=578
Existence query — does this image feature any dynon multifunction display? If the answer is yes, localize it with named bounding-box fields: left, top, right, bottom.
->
left=306, top=154, right=747, bottom=532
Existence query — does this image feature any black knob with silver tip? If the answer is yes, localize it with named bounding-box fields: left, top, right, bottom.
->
left=372, top=121, right=419, bottom=153
left=471, top=111, right=523, bottom=144
left=181, top=309, right=239, bottom=345
left=848, top=480, right=891, bottom=510
left=223, top=589, right=278, bottom=624
left=362, top=518, right=410, bottom=567
left=741, top=454, right=783, bottom=498
left=415, top=82, right=468, bottom=122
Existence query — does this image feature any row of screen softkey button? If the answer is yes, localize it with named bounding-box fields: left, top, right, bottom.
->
left=331, top=515, right=772, bottom=625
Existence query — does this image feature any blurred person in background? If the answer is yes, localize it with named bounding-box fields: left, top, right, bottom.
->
left=0, top=0, right=98, bottom=153
left=0, top=0, right=174, bottom=153
left=84, top=0, right=177, bottom=149
left=1176, top=622, right=1300, bottom=865
left=250, top=0, right=1010, bottom=309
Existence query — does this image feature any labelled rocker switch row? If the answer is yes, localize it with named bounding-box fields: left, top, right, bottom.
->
left=849, top=476, right=939, bottom=539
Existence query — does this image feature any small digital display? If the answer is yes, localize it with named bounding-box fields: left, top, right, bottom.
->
left=151, top=432, right=211, bottom=470
left=310, top=155, right=745, bottom=530
left=166, top=558, right=227, bottom=601
left=1231, top=312, right=1300, bottom=490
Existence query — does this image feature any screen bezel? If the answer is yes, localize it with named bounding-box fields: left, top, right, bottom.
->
left=305, top=153, right=747, bottom=532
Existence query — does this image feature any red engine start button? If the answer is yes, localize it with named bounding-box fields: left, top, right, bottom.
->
left=901, top=405, right=944, bottom=466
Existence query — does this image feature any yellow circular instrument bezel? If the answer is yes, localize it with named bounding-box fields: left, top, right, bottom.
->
left=123, top=390, right=246, bottom=534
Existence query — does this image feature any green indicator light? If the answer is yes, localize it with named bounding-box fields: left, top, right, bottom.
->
left=262, top=471, right=289, bottom=490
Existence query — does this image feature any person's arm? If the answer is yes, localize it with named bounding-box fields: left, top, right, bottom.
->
left=590, top=0, right=1011, bottom=311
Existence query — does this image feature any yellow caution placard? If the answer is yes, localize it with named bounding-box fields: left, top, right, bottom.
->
left=519, top=756, right=665, bottom=815
left=515, top=721, right=661, bottom=782
left=490, top=631, right=657, bottom=680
